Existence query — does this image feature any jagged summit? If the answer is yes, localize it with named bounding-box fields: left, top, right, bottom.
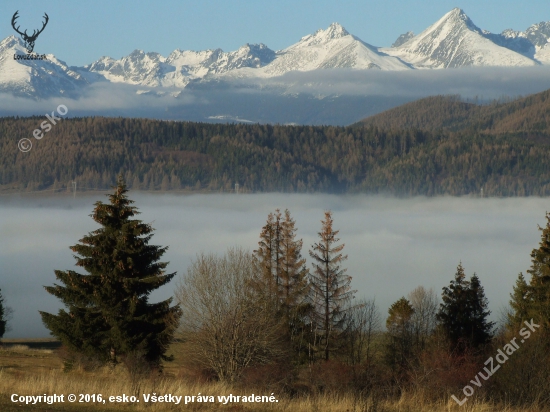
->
left=298, top=23, right=351, bottom=47
left=0, top=35, right=23, bottom=49
left=525, top=21, right=550, bottom=47
left=86, top=49, right=168, bottom=86
left=325, top=22, right=349, bottom=37
left=84, top=42, right=277, bottom=87
left=392, top=32, right=415, bottom=48
left=444, top=8, right=477, bottom=28
left=519, top=22, right=550, bottom=62
left=383, top=8, right=536, bottom=68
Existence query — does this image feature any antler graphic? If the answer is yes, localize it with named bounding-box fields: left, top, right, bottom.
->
left=11, top=11, right=49, bottom=54
left=11, top=12, right=25, bottom=37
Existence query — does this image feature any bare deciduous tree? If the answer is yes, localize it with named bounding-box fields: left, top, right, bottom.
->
left=408, top=286, right=439, bottom=350
left=345, top=298, right=381, bottom=366
left=175, top=248, right=284, bottom=382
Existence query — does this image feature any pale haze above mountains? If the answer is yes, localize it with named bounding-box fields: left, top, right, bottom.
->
left=2, top=8, right=550, bottom=125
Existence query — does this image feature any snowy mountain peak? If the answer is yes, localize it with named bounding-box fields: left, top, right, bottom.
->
left=322, top=22, right=350, bottom=39
left=1, top=35, right=27, bottom=53
left=446, top=8, right=469, bottom=21
left=383, top=8, right=536, bottom=68
left=235, top=43, right=275, bottom=59
left=128, top=49, right=165, bottom=61
left=525, top=22, right=550, bottom=47
left=1, top=35, right=55, bottom=55
left=255, top=22, right=410, bottom=76
left=433, top=7, right=481, bottom=34
left=0, top=35, right=90, bottom=99
left=501, top=28, right=522, bottom=39
left=296, top=23, right=350, bottom=48
left=447, top=7, right=467, bottom=18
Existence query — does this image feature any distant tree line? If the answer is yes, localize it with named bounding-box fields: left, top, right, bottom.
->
left=2, top=115, right=550, bottom=196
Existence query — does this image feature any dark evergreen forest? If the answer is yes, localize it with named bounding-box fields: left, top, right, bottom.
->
left=2, top=88, right=550, bottom=196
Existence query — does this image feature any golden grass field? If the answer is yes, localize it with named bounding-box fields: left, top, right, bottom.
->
left=0, top=339, right=549, bottom=412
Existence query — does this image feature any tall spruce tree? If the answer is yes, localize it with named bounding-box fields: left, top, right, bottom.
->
left=40, top=176, right=181, bottom=369
left=437, top=263, right=493, bottom=352
left=467, top=274, right=494, bottom=346
left=309, top=210, right=356, bottom=361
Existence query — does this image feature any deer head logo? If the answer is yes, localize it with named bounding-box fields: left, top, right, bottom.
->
left=11, top=11, right=49, bottom=54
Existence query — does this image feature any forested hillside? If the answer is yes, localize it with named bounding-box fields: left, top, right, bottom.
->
left=2, top=97, right=550, bottom=196
left=354, top=89, right=550, bottom=134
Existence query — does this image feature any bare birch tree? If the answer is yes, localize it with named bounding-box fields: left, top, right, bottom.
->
left=175, top=248, right=284, bottom=382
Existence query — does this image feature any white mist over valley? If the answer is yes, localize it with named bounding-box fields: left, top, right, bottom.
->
left=1, top=192, right=546, bottom=338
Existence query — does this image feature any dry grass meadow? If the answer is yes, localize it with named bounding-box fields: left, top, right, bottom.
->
left=0, top=339, right=549, bottom=412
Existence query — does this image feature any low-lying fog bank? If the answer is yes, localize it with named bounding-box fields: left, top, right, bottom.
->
left=1, top=192, right=547, bottom=337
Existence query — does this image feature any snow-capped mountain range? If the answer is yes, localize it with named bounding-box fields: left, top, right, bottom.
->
left=2, top=8, right=550, bottom=99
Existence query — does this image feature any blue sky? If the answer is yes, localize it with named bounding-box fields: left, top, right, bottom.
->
left=1, top=0, right=549, bottom=66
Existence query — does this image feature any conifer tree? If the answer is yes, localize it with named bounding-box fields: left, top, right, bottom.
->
left=467, top=274, right=494, bottom=347
left=40, top=176, right=181, bottom=369
left=253, top=209, right=310, bottom=361
left=508, top=273, right=530, bottom=328
left=524, top=212, right=550, bottom=328
left=437, top=263, right=493, bottom=352
left=253, top=210, right=282, bottom=310
left=309, top=210, right=355, bottom=361
left=0, top=288, right=7, bottom=339
left=437, top=263, right=470, bottom=350
left=279, top=210, right=311, bottom=361
left=280, top=209, right=309, bottom=319
left=385, top=297, right=415, bottom=373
